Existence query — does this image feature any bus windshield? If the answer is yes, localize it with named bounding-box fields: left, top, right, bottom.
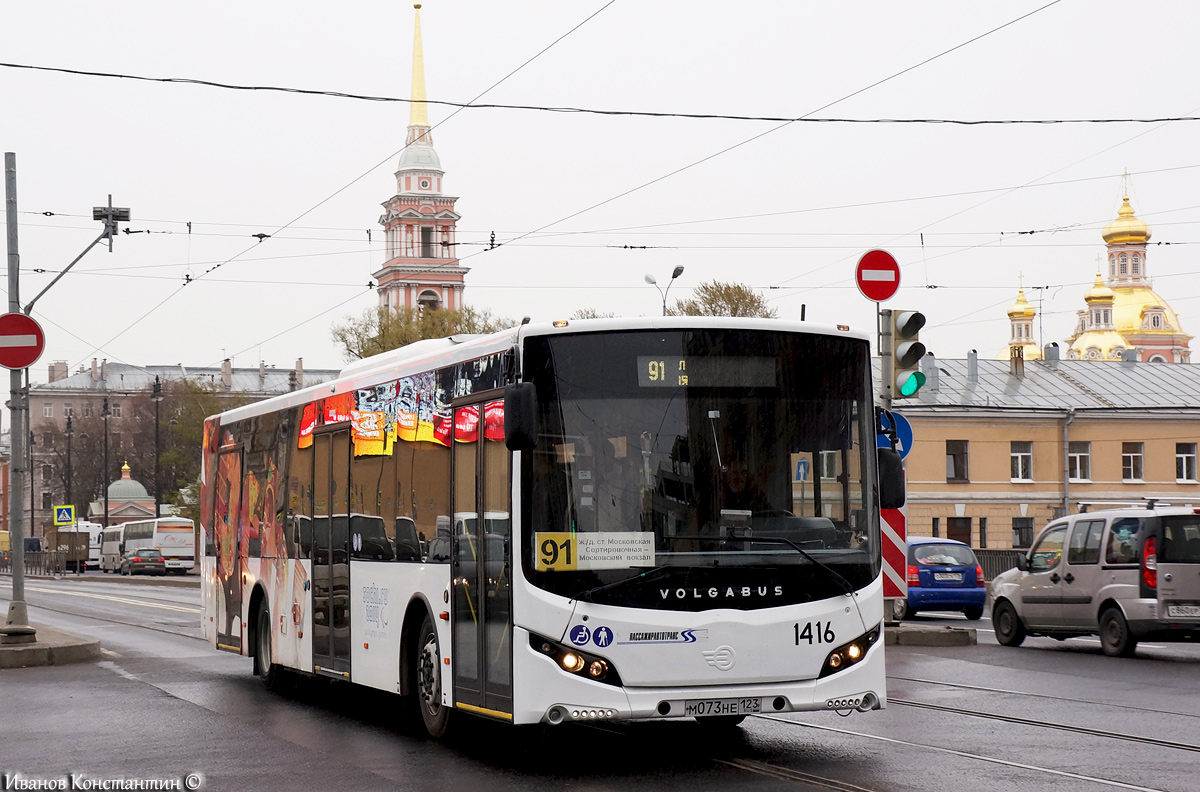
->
left=521, top=328, right=879, bottom=610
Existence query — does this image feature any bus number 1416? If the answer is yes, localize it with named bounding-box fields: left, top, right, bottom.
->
left=795, top=621, right=835, bottom=645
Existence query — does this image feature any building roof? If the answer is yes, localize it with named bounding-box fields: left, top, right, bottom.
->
left=32, top=362, right=338, bottom=396
left=886, top=354, right=1200, bottom=413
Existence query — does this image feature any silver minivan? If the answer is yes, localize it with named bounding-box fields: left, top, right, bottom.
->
left=991, top=505, right=1200, bottom=656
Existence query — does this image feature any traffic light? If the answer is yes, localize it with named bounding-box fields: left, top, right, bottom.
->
left=891, top=310, right=926, bottom=398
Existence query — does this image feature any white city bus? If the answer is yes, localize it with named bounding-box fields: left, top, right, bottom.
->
left=201, top=318, right=902, bottom=738
left=121, top=518, right=196, bottom=573
left=100, top=526, right=125, bottom=572
left=77, top=521, right=104, bottom=571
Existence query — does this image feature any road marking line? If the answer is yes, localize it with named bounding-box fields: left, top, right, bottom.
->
left=0, top=583, right=198, bottom=613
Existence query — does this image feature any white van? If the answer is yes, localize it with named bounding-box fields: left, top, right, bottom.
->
left=991, top=505, right=1200, bottom=656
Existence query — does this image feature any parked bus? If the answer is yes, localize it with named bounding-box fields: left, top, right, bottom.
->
left=120, top=518, right=195, bottom=573
left=201, top=317, right=902, bottom=738
left=100, top=526, right=125, bottom=572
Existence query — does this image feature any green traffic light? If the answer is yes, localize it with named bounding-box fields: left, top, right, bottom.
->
left=897, top=370, right=927, bottom=397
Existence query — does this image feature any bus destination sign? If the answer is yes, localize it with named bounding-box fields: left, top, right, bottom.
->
left=637, top=356, right=776, bottom=388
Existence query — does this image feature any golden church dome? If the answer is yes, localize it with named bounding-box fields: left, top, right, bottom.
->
left=1083, top=272, right=1114, bottom=304
left=1006, top=289, right=1036, bottom=318
left=994, top=342, right=1042, bottom=361
left=1101, top=196, right=1151, bottom=244
left=1069, top=329, right=1129, bottom=361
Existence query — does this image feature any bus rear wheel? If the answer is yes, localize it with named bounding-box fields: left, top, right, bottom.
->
left=255, top=599, right=280, bottom=690
left=415, top=614, right=452, bottom=738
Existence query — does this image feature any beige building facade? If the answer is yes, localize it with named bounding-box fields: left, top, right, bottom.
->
left=894, top=351, right=1200, bottom=550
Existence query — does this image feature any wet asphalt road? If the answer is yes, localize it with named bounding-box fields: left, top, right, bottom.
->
left=2, top=576, right=1199, bottom=792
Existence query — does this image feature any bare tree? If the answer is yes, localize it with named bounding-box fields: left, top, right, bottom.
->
left=332, top=306, right=514, bottom=362
left=668, top=280, right=777, bottom=318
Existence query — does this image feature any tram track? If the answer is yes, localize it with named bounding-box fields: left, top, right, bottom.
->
left=753, top=714, right=1169, bottom=792
left=890, top=674, right=1200, bottom=721
left=888, top=697, right=1200, bottom=754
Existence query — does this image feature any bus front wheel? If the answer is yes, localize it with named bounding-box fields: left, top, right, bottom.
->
left=415, top=613, right=452, bottom=738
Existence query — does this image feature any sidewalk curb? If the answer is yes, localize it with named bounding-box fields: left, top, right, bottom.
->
left=0, top=624, right=102, bottom=669
left=884, top=623, right=977, bottom=646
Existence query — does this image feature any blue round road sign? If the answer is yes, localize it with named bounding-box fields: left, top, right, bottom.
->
left=876, top=412, right=914, bottom=460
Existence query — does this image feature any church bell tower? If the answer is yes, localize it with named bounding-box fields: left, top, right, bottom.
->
left=374, top=3, right=468, bottom=313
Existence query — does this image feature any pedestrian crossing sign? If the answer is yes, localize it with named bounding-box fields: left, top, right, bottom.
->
left=53, top=505, right=75, bottom=526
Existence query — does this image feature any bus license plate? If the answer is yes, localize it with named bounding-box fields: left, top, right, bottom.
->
left=683, top=697, right=761, bottom=717
left=1167, top=604, right=1200, bottom=618
left=934, top=572, right=962, bottom=582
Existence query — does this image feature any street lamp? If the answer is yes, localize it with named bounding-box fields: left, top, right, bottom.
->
left=28, top=431, right=35, bottom=539
left=152, top=376, right=163, bottom=518
left=102, top=397, right=111, bottom=528
left=644, top=266, right=685, bottom=317
left=65, top=415, right=73, bottom=517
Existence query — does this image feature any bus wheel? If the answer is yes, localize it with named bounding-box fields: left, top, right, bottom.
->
left=415, top=613, right=452, bottom=738
left=256, top=599, right=280, bottom=690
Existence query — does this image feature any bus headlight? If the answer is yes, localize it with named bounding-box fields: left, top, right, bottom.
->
left=818, top=624, right=880, bottom=679
left=530, top=633, right=622, bottom=686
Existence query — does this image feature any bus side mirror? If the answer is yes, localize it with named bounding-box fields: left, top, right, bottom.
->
left=877, top=448, right=905, bottom=509
left=505, top=383, right=537, bottom=451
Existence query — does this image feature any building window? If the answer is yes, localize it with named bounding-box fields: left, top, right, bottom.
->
left=1068, top=441, right=1091, bottom=481
left=84, top=402, right=94, bottom=418
left=420, top=226, right=434, bottom=258
left=931, top=517, right=939, bottom=538
left=110, top=402, right=122, bottom=419
left=41, top=492, right=51, bottom=509
left=1119, top=253, right=1128, bottom=273
left=947, top=517, right=971, bottom=545
left=946, top=440, right=969, bottom=482
left=1010, top=441, right=1033, bottom=481
left=112, top=433, right=122, bottom=450
left=1012, top=517, right=1035, bottom=548
left=1122, top=442, right=1144, bottom=481
left=819, top=451, right=838, bottom=480
left=979, top=517, right=988, bottom=549
left=1151, top=314, right=1162, bottom=329
left=42, top=464, right=52, bottom=483
left=43, top=403, right=53, bottom=418
left=64, top=403, right=73, bottom=418
left=1177, top=443, right=1198, bottom=483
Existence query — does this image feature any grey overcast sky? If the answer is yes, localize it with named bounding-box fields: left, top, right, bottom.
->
left=3, top=0, right=1199, bottom=377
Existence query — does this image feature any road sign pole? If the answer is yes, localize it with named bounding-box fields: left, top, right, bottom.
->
left=2, top=152, right=34, bottom=645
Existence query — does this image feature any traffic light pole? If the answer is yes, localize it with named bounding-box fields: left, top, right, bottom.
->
left=879, top=307, right=894, bottom=412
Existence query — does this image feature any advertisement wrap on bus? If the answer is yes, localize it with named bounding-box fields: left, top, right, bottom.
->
left=201, top=318, right=902, bottom=738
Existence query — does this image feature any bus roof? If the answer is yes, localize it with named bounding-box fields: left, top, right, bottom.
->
left=213, top=317, right=869, bottom=426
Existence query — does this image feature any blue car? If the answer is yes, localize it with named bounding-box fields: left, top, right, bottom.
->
left=893, top=536, right=986, bottom=620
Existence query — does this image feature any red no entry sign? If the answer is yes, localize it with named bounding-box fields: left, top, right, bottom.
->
left=0, top=313, right=46, bottom=370
left=855, top=249, right=901, bottom=302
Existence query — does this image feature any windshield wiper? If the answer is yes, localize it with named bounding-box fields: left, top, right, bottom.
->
left=722, top=533, right=856, bottom=597
left=571, top=565, right=674, bottom=603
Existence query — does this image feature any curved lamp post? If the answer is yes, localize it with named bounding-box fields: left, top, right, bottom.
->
left=644, top=266, right=685, bottom=316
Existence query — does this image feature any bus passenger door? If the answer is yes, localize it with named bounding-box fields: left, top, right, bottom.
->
left=451, top=401, right=513, bottom=719
left=312, top=430, right=353, bottom=677
left=214, top=450, right=243, bottom=652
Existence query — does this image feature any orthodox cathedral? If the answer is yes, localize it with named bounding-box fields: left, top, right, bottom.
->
left=1001, top=190, right=1191, bottom=363
left=373, top=4, right=468, bottom=314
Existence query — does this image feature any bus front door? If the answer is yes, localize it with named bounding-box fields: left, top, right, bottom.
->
left=451, top=402, right=513, bottom=719
left=312, top=430, right=352, bottom=678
